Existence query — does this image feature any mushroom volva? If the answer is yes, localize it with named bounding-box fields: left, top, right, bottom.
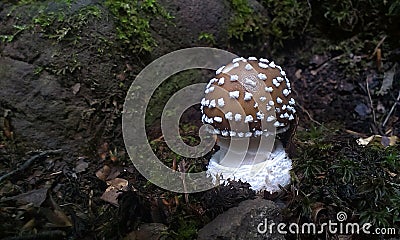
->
left=201, top=56, right=297, bottom=192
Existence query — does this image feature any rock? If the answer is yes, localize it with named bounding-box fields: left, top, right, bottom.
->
left=0, top=1, right=116, bottom=152
left=152, top=0, right=231, bottom=56
left=123, top=223, right=168, bottom=240
left=0, top=57, right=84, bottom=149
left=354, top=102, right=371, bottom=119
left=197, top=198, right=285, bottom=240
left=152, top=0, right=267, bottom=57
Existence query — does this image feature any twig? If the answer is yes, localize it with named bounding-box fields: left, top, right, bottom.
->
left=369, top=35, right=387, bottom=59
left=383, top=90, right=400, bottom=127
left=311, top=54, right=346, bottom=75
left=0, top=149, right=62, bottom=183
left=296, top=103, right=322, bottom=126
left=345, top=129, right=368, bottom=138
left=366, top=78, right=377, bottom=127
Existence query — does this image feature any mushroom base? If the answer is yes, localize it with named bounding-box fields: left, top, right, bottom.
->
left=206, top=139, right=292, bottom=192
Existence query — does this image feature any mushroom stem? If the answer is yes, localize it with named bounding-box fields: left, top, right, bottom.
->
left=216, top=136, right=276, bottom=167
left=207, top=138, right=292, bottom=192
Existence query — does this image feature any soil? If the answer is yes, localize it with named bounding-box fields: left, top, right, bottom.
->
left=0, top=0, right=399, bottom=239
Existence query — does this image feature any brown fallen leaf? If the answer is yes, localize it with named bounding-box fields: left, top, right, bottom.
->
left=101, top=178, right=129, bottom=206
left=100, top=186, right=121, bottom=206
left=357, top=135, right=398, bottom=147
left=71, top=83, right=81, bottom=95
left=295, top=69, right=302, bottom=79
left=41, top=208, right=73, bottom=227
left=8, top=187, right=48, bottom=207
left=107, top=178, right=129, bottom=189
left=75, top=158, right=89, bottom=173
left=96, top=165, right=111, bottom=181
left=21, top=218, right=36, bottom=231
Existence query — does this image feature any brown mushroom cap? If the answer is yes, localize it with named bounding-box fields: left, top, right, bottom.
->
left=201, top=57, right=296, bottom=137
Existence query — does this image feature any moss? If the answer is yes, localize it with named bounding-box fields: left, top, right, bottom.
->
left=171, top=217, right=199, bottom=240
left=32, top=4, right=101, bottom=42
left=2, top=0, right=172, bottom=53
left=145, top=70, right=204, bottom=127
left=261, top=0, right=311, bottom=44
left=228, top=0, right=262, bottom=41
left=198, top=32, right=216, bottom=46
left=104, top=0, right=173, bottom=53
left=1, top=0, right=102, bottom=44
left=288, top=125, right=400, bottom=231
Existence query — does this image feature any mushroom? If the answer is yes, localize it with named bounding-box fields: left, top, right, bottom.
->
left=201, top=56, right=297, bottom=192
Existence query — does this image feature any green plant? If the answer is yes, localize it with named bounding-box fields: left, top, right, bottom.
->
left=0, top=25, right=28, bottom=43
left=330, top=157, right=357, bottom=183
left=261, top=0, right=311, bottom=44
left=291, top=128, right=400, bottom=231
left=228, top=0, right=263, bottom=41
left=33, top=5, right=101, bottom=42
left=105, top=0, right=172, bottom=52
left=173, top=217, right=198, bottom=240
left=312, top=0, right=400, bottom=36
left=198, top=32, right=216, bottom=45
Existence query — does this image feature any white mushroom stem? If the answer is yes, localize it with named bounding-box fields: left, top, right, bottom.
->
left=216, top=136, right=275, bottom=167
left=207, top=137, right=292, bottom=192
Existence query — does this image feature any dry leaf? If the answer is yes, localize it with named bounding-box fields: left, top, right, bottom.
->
left=295, top=69, right=302, bottom=79
left=357, top=135, right=398, bottom=147
left=124, top=223, right=168, bottom=240
left=101, top=178, right=129, bottom=206
left=96, top=165, right=111, bottom=181
left=21, top=218, right=36, bottom=231
left=9, top=188, right=48, bottom=207
left=376, top=64, right=396, bottom=95
left=106, top=178, right=128, bottom=189
left=75, top=159, right=89, bottom=173
left=100, top=186, right=121, bottom=206
left=41, top=208, right=73, bottom=227
left=71, top=83, right=81, bottom=95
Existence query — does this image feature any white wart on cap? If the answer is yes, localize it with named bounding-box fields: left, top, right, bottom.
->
left=201, top=56, right=296, bottom=137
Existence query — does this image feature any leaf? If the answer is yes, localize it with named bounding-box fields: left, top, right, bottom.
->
left=96, top=165, right=111, bottom=181
left=71, top=83, right=81, bottom=95
left=376, top=64, right=397, bottom=95
left=9, top=188, right=48, bottom=207
left=100, top=178, right=129, bottom=206
left=41, top=208, right=73, bottom=227
left=74, top=158, right=88, bottom=173
left=357, top=135, right=398, bottom=147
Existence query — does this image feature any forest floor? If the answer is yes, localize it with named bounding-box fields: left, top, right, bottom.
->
left=0, top=0, right=399, bottom=239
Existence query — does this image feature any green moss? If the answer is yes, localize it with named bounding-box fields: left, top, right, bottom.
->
left=0, top=25, right=29, bottom=43
left=228, top=0, right=262, bottom=41
left=145, top=70, right=203, bottom=127
left=290, top=126, right=400, bottom=230
left=104, top=0, right=172, bottom=53
left=1, top=1, right=102, bottom=44
left=33, top=4, right=101, bottom=42
left=261, top=0, right=311, bottom=44
left=172, top=217, right=199, bottom=240
left=198, top=32, right=216, bottom=46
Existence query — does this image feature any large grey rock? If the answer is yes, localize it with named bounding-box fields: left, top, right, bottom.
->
left=0, top=1, right=117, bottom=152
left=152, top=0, right=231, bottom=56
left=0, top=57, right=86, bottom=149
left=152, top=0, right=267, bottom=57
left=197, top=198, right=285, bottom=240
